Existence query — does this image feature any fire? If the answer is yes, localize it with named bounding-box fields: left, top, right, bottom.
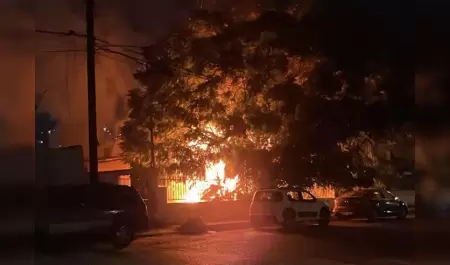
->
left=183, top=160, right=239, bottom=203
left=183, top=124, right=239, bottom=202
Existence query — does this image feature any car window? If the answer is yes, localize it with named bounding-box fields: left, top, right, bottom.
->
left=346, top=189, right=384, bottom=199
left=253, top=191, right=283, bottom=202
left=88, top=185, right=142, bottom=210
left=381, top=190, right=395, bottom=200
left=287, top=191, right=301, bottom=201
left=117, top=187, right=144, bottom=208
left=287, top=191, right=315, bottom=201
left=343, top=190, right=365, bottom=197
left=369, top=191, right=384, bottom=200
left=47, top=186, right=85, bottom=210
left=301, top=191, right=315, bottom=201
left=87, top=185, right=111, bottom=209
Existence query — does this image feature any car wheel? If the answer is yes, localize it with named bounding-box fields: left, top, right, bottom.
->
left=282, top=208, right=297, bottom=231
left=112, top=224, right=134, bottom=250
left=397, top=205, right=408, bottom=219
left=366, top=209, right=378, bottom=222
left=318, top=208, right=331, bottom=227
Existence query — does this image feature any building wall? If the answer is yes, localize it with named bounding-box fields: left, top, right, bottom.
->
left=1, top=145, right=34, bottom=187
left=98, top=171, right=131, bottom=187
left=39, top=145, right=89, bottom=187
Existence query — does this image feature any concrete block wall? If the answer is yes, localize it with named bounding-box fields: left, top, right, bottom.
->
left=156, top=200, right=252, bottom=224
left=155, top=198, right=335, bottom=225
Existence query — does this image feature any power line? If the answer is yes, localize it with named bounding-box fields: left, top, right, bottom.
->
left=97, top=46, right=147, bottom=65
left=36, top=29, right=143, bottom=57
left=102, top=44, right=141, bottom=48
left=40, top=49, right=84, bottom=53
left=35, top=28, right=210, bottom=79
left=35, top=29, right=109, bottom=45
left=97, top=51, right=135, bottom=65
left=36, top=29, right=146, bottom=63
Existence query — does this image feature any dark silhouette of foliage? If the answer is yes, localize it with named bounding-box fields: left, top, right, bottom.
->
left=122, top=2, right=411, bottom=188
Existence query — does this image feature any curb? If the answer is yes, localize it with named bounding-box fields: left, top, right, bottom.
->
left=138, top=212, right=418, bottom=238
left=207, top=221, right=251, bottom=232
left=138, top=220, right=251, bottom=237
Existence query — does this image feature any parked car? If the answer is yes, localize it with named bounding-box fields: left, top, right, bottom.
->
left=249, top=188, right=331, bottom=229
left=35, top=183, right=149, bottom=250
left=333, top=188, right=408, bottom=221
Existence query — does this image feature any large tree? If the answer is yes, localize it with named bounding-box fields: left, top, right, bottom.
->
left=121, top=3, right=410, bottom=189
left=35, top=92, right=58, bottom=148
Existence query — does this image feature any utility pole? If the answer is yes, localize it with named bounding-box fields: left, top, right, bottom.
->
left=86, top=0, right=98, bottom=184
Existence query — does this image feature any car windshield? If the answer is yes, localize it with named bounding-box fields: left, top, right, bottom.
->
left=343, top=189, right=379, bottom=197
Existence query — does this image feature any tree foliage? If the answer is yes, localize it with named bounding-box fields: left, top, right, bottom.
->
left=121, top=2, right=411, bottom=189
left=35, top=93, right=58, bottom=147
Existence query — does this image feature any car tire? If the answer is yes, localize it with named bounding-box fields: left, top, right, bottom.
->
left=112, top=223, right=134, bottom=250
left=318, top=208, right=331, bottom=227
left=282, top=208, right=297, bottom=231
left=397, top=205, right=408, bottom=220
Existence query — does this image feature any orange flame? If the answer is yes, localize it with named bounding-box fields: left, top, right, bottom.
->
left=184, top=160, right=239, bottom=203
left=183, top=124, right=239, bottom=202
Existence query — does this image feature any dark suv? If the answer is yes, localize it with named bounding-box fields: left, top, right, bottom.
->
left=36, top=183, right=149, bottom=250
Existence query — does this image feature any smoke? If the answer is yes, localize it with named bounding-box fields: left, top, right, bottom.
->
left=1, top=0, right=309, bottom=151
left=0, top=0, right=191, bottom=154
left=0, top=1, right=34, bottom=147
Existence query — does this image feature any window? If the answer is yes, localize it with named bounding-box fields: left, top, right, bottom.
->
left=118, top=187, right=144, bottom=208
left=91, top=185, right=143, bottom=209
left=47, top=186, right=86, bottom=210
left=344, top=190, right=365, bottom=197
left=347, top=189, right=385, bottom=200
left=254, top=191, right=283, bottom=202
left=287, top=191, right=316, bottom=202
left=368, top=191, right=383, bottom=200
left=118, top=175, right=131, bottom=187
left=301, top=191, right=315, bottom=201
left=287, top=191, right=301, bottom=201
left=381, top=190, right=395, bottom=200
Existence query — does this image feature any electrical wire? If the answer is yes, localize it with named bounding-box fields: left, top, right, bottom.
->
left=35, top=28, right=210, bottom=79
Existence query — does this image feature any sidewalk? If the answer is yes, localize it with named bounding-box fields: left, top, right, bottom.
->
left=138, top=220, right=251, bottom=237
left=138, top=214, right=419, bottom=237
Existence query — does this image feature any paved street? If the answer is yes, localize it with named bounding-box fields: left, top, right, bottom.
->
left=7, top=219, right=450, bottom=265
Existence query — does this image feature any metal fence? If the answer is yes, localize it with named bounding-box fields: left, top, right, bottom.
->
left=158, top=178, right=188, bottom=202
